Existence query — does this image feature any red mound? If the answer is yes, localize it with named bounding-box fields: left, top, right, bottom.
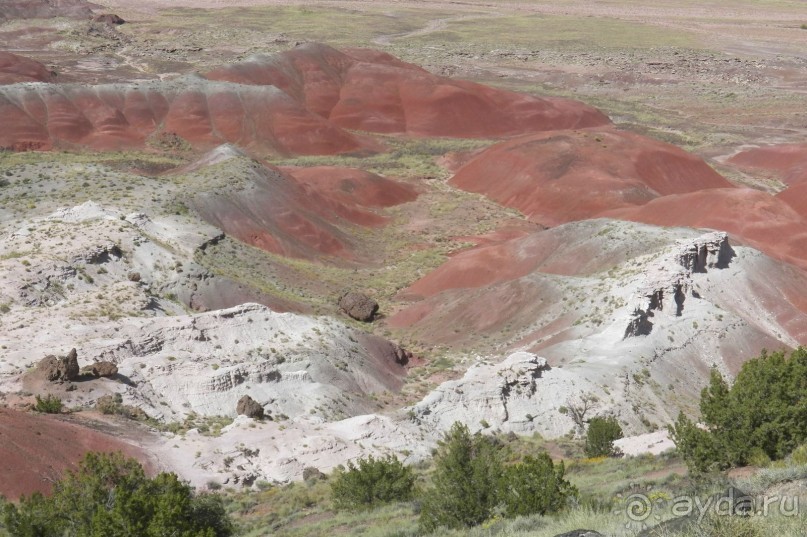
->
left=728, top=144, right=807, bottom=185
left=603, top=188, right=807, bottom=271
left=390, top=220, right=807, bottom=352
left=400, top=220, right=669, bottom=300
left=192, top=164, right=356, bottom=260
left=0, top=52, right=53, bottom=84
left=205, top=43, right=610, bottom=138
left=281, top=166, right=418, bottom=227
left=0, top=407, right=148, bottom=500
left=0, top=81, right=369, bottom=155
left=450, top=128, right=733, bottom=226
left=777, top=182, right=807, bottom=216
left=191, top=157, right=415, bottom=260
left=0, top=0, right=95, bottom=20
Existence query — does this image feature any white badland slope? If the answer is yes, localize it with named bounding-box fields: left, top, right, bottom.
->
left=406, top=220, right=806, bottom=440
left=1, top=203, right=803, bottom=487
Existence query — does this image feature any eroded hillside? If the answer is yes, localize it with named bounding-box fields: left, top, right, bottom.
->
left=2, top=2, right=807, bottom=515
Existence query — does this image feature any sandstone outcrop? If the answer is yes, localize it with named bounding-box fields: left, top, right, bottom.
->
left=36, top=349, right=80, bottom=382
left=409, top=352, right=583, bottom=437
left=624, top=232, right=734, bottom=338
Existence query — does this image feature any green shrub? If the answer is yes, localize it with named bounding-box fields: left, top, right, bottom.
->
left=699, top=512, right=762, bottom=537
left=33, top=394, right=62, bottom=414
left=790, top=443, right=807, bottom=466
left=330, top=454, right=415, bottom=510
left=2, top=451, right=233, bottom=537
left=584, top=416, right=623, bottom=458
left=670, top=348, right=807, bottom=473
left=747, top=447, right=771, bottom=468
left=419, top=423, right=503, bottom=532
left=499, top=452, right=577, bottom=518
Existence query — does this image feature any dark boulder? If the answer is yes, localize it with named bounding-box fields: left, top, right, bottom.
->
left=93, top=13, right=125, bottom=25
left=553, top=531, right=605, bottom=537
left=392, top=344, right=413, bottom=366
left=80, top=361, right=118, bottom=378
left=338, top=291, right=378, bottom=322
left=236, top=395, right=264, bottom=419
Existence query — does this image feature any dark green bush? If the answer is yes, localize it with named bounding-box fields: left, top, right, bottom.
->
left=585, top=416, right=623, bottom=458
left=3, top=451, right=233, bottom=537
left=419, top=423, right=503, bottom=532
left=499, top=452, right=577, bottom=518
left=419, top=423, right=577, bottom=531
left=670, top=348, right=807, bottom=473
left=33, top=394, right=62, bottom=414
left=330, top=454, right=415, bottom=510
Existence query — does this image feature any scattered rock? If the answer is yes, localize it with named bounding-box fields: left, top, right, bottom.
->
left=80, top=361, right=118, bottom=378
left=339, top=292, right=378, bottom=322
left=128, top=272, right=141, bottom=282
left=82, top=243, right=122, bottom=264
left=93, top=13, right=125, bottom=25
left=236, top=395, right=264, bottom=419
left=36, top=348, right=79, bottom=382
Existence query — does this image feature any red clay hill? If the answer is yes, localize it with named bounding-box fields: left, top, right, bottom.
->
left=0, top=407, right=149, bottom=500
left=0, top=44, right=610, bottom=154
left=0, top=0, right=95, bottom=20
left=281, top=166, right=418, bottom=227
left=603, top=188, right=807, bottom=271
left=728, top=143, right=807, bottom=186
left=777, top=182, right=807, bottom=216
left=447, top=128, right=807, bottom=272
left=390, top=219, right=807, bottom=352
left=187, top=147, right=417, bottom=261
left=205, top=44, right=610, bottom=138
left=449, top=128, right=733, bottom=226
left=0, top=78, right=368, bottom=154
left=0, top=52, right=54, bottom=85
